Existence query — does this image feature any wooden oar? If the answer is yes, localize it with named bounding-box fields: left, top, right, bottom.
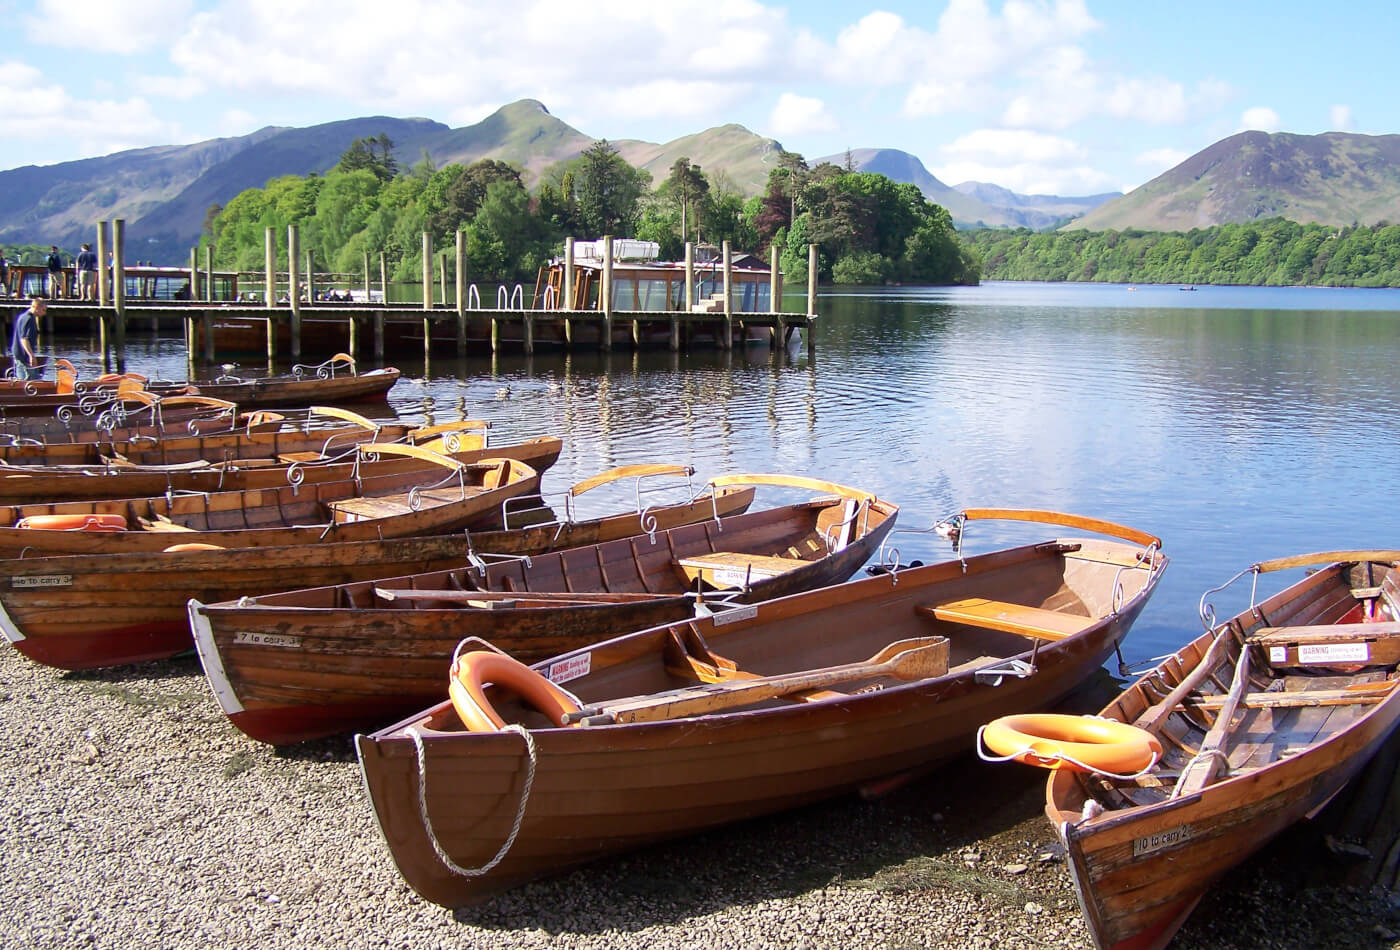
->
left=1133, top=626, right=1238, bottom=734
left=1173, top=643, right=1252, bottom=797
left=563, top=636, right=950, bottom=725
left=372, top=587, right=663, bottom=604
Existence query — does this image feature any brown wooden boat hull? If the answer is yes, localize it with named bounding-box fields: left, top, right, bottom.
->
left=1047, top=559, right=1400, bottom=950
left=0, top=458, right=540, bottom=556
left=191, top=486, right=894, bottom=744
left=0, top=485, right=753, bottom=672
left=0, top=367, right=398, bottom=414
left=355, top=534, right=1165, bottom=907
left=0, top=418, right=413, bottom=467
left=0, top=436, right=562, bottom=504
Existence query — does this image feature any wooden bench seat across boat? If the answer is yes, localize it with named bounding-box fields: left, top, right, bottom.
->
left=1248, top=620, right=1400, bottom=667
left=916, top=598, right=1094, bottom=641
left=675, top=552, right=805, bottom=589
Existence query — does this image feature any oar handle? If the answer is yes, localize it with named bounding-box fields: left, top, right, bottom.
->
left=961, top=508, right=1160, bottom=549
left=1253, top=550, right=1400, bottom=574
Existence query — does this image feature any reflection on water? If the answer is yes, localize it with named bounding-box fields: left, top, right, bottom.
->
left=34, top=280, right=1400, bottom=670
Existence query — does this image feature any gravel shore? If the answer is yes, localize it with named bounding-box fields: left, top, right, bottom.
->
left=3, top=644, right=1399, bottom=949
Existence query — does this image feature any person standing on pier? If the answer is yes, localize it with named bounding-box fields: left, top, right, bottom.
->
left=45, top=246, right=64, bottom=298
left=76, top=244, right=98, bottom=301
left=10, top=296, right=44, bottom=380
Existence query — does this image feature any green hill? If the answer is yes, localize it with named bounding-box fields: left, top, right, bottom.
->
left=1068, top=131, right=1400, bottom=231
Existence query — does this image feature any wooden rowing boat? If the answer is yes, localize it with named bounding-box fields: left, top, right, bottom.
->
left=0, top=464, right=753, bottom=671
left=0, top=446, right=538, bottom=557
left=0, top=433, right=562, bottom=504
left=0, top=392, right=242, bottom=440
left=0, top=405, right=413, bottom=467
left=352, top=508, right=1165, bottom=907
left=0, top=356, right=398, bottom=413
left=1031, top=551, right=1400, bottom=950
left=190, top=474, right=897, bottom=744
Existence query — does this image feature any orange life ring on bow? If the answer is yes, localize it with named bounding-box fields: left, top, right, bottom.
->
left=981, top=713, right=1161, bottom=774
left=449, top=651, right=580, bottom=732
left=16, top=513, right=128, bottom=532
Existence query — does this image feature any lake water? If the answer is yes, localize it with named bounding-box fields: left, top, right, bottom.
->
left=36, top=280, right=1400, bottom=670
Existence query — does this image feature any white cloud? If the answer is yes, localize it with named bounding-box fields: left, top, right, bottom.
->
left=1137, top=148, right=1189, bottom=169
left=0, top=60, right=185, bottom=162
left=1330, top=104, right=1353, bottom=131
left=25, top=0, right=194, bottom=53
left=768, top=93, right=837, bottom=136
left=942, top=128, right=1087, bottom=164
left=933, top=126, right=1112, bottom=196
left=217, top=109, right=259, bottom=137
left=1240, top=106, right=1281, bottom=132
left=133, top=74, right=207, bottom=101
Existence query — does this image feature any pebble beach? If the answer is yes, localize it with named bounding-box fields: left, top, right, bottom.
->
left=3, top=644, right=1399, bottom=949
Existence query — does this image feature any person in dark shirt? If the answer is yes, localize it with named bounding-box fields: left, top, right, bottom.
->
left=10, top=296, right=45, bottom=380
left=45, top=246, right=64, bottom=298
left=76, top=243, right=98, bottom=301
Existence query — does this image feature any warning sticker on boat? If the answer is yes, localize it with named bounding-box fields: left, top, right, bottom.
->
left=1133, top=824, right=1192, bottom=857
left=11, top=574, right=72, bottom=589
left=1269, top=646, right=1288, bottom=664
left=547, top=653, right=590, bottom=684
left=1298, top=642, right=1369, bottom=664
left=233, top=631, right=302, bottom=649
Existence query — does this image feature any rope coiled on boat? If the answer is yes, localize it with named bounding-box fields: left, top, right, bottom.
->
left=408, top=724, right=537, bottom=878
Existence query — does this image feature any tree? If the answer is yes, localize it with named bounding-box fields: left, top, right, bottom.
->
left=574, top=140, right=649, bottom=237
left=661, top=157, right=709, bottom=244
left=336, top=134, right=398, bottom=182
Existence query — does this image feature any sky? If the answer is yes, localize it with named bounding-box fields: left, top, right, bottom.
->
left=0, top=0, right=1392, bottom=197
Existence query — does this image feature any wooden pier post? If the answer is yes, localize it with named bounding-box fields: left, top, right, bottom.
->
left=601, top=235, right=613, bottom=352
left=807, top=243, right=818, bottom=357
left=421, top=232, right=432, bottom=362
left=188, top=247, right=198, bottom=300
left=362, top=251, right=370, bottom=301
left=721, top=239, right=733, bottom=351
left=378, top=252, right=387, bottom=306
left=202, top=311, right=215, bottom=364
left=562, top=237, right=575, bottom=348
left=305, top=249, right=314, bottom=303
left=204, top=245, right=213, bottom=302
left=374, top=310, right=385, bottom=359
left=96, top=221, right=110, bottom=308
left=288, top=225, right=302, bottom=362
left=454, top=231, right=466, bottom=356
left=264, top=227, right=277, bottom=362
left=438, top=251, right=448, bottom=308
left=112, top=219, right=126, bottom=364
left=770, top=244, right=782, bottom=345
left=684, top=242, right=695, bottom=351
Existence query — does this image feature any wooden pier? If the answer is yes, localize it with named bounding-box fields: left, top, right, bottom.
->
left=22, top=221, right=820, bottom=366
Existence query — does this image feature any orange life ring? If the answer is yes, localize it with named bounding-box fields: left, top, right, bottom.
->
left=16, top=513, right=128, bottom=532
left=981, top=713, right=1161, bottom=774
left=162, top=542, right=225, bottom=552
left=449, top=651, right=580, bottom=732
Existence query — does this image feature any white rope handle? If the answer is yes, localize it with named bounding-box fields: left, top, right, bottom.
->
left=409, top=724, right=538, bottom=878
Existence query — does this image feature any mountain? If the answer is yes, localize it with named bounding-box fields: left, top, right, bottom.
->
left=613, top=124, right=780, bottom=194
left=952, top=182, right=1119, bottom=228
left=819, top=149, right=1116, bottom=229
left=1066, top=131, right=1400, bottom=231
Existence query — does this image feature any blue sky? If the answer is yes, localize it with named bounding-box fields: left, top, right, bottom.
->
left=1, top=0, right=1390, bottom=197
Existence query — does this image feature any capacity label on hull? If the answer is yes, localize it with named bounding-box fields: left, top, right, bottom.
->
left=233, top=631, right=302, bottom=649
left=1133, top=824, right=1193, bottom=857
left=547, top=653, right=590, bottom=684
left=11, top=574, right=73, bottom=589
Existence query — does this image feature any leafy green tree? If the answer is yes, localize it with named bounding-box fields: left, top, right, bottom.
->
left=574, top=140, right=649, bottom=237
left=660, top=157, right=709, bottom=244
left=336, top=135, right=399, bottom=182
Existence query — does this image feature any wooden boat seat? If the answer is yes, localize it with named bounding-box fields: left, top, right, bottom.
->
left=277, top=451, right=322, bottom=463
left=916, top=598, right=1094, bottom=641
left=327, top=487, right=469, bottom=523
left=676, top=552, right=805, bottom=590
left=1190, top=683, right=1396, bottom=710
left=1249, top=621, right=1400, bottom=667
